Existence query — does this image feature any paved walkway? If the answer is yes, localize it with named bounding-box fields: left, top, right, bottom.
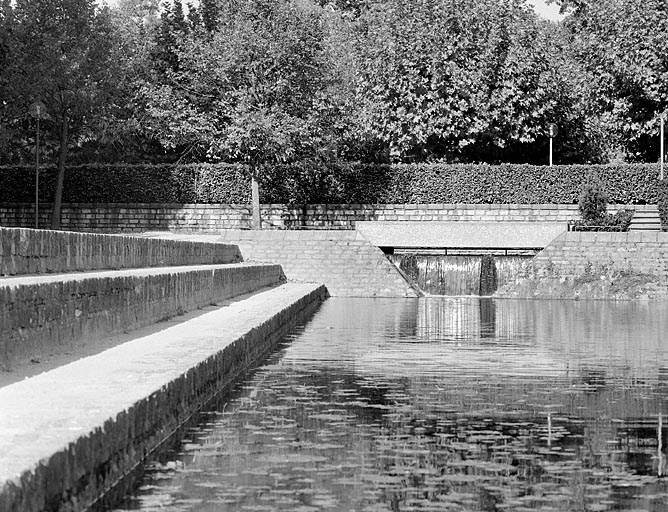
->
left=356, top=221, right=567, bottom=249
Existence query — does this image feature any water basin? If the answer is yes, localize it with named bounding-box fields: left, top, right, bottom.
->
left=114, top=297, right=668, bottom=511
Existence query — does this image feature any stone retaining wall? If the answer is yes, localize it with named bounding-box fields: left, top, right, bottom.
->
left=150, top=231, right=420, bottom=297
left=0, top=203, right=653, bottom=232
left=0, top=264, right=284, bottom=370
left=0, top=227, right=242, bottom=276
left=0, top=284, right=328, bottom=512
left=529, top=232, right=668, bottom=279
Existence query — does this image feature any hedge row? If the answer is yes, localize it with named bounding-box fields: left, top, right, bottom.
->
left=658, top=179, right=668, bottom=231
left=0, top=162, right=662, bottom=205
left=0, top=164, right=250, bottom=204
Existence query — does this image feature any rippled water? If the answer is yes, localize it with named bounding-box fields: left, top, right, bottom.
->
left=115, top=297, right=668, bottom=511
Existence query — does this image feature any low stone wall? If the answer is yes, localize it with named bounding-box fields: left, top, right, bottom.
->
left=496, top=232, right=668, bottom=299
left=0, top=203, right=652, bottom=232
left=0, top=283, right=328, bottom=512
left=0, top=227, right=242, bottom=276
left=146, top=231, right=420, bottom=297
left=0, top=263, right=284, bottom=370
left=530, top=231, right=668, bottom=279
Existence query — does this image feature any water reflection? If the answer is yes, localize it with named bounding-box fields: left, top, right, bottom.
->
left=115, top=298, right=668, bottom=512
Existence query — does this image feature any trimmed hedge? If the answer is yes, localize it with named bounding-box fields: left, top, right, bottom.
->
left=0, top=162, right=661, bottom=205
left=337, top=163, right=660, bottom=204
left=0, top=164, right=250, bottom=204
left=658, top=179, right=668, bottom=231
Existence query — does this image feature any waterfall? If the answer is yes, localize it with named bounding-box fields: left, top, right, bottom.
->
left=389, top=253, right=531, bottom=296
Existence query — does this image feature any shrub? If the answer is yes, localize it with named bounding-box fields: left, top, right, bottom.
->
left=578, top=180, right=608, bottom=222
left=570, top=210, right=634, bottom=232
left=572, top=181, right=634, bottom=231
left=658, top=179, right=668, bottom=231
left=0, top=162, right=661, bottom=205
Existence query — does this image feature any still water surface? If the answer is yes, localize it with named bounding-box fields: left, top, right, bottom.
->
left=116, top=297, right=668, bottom=511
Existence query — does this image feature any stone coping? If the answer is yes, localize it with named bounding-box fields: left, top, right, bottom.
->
left=0, top=262, right=272, bottom=288
left=558, top=231, right=668, bottom=242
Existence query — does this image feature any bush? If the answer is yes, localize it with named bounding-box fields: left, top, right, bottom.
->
left=571, top=179, right=635, bottom=231
left=658, top=179, right=668, bottom=231
left=0, top=162, right=661, bottom=205
left=578, top=180, right=608, bottom=222
left=570, top=210, right=635, bottom=232
left=0, top=163, right=250, bottom=203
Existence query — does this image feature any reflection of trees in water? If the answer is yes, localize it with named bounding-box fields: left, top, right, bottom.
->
left=127, top=298, right=668, bottom=512
left=479, top=298, right=496, bottom=339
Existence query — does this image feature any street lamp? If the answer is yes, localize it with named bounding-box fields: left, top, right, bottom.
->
left=28, top=101, right=47, bottom=229
left=547, top=123, right=558, bottom=167
left=661, top=116, right=665, bottom=181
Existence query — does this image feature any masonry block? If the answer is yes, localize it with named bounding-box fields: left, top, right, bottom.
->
left=0, top=228, right=242, bottom=276
left=0, top=263, right=284, bottom=370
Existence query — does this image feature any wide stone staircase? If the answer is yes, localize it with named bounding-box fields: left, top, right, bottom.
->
left=628, top=206, right=662, bottom=231
left=0, top=227, right=327, bottom=512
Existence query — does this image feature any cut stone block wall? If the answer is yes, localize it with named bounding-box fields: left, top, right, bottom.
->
left=0, top=263, right=284, bottom=370
left=0, top=227, right=242, bottom=276
left=529, top=232, right=668, bottom=279
left=156, top=231, right=420, bottom=298
left=0, top=203, right=652, bottom=232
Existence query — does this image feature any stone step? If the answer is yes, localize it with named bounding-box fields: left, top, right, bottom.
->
left=0, top=227, right=242, bottom=276
left=0, top=283, right=328, bottom=512
left=629, top=208, right=662, bottom=231
left=0, top=263, right=284, bottom=371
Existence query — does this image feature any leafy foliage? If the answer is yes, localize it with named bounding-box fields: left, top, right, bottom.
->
left=555, top=0, right=668, bottom=161
left=571, top=178, right=635, bottom=231
left=658, top=179, right=668, bottom=231
left=0, top=163, right=659, bottom=205
left=578, top=181, right=608, bottom=222
left=2, top=0, right=668, bottom=222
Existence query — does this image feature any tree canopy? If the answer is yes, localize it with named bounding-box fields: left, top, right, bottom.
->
left=0, top=0, right=667, bottom=222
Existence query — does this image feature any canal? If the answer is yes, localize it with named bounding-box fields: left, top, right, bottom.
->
left=114, top=297, right=668, bottom=511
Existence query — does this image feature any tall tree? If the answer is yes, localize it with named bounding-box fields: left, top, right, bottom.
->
left=138, top=0, right=344, bottom=227
left=350, top=0, right=575, bottom=163
left=3, top=0, right=116, bottom=228
left=555, top=0, right=668, bottom=161
left=200, top=0, right=218, bottom=32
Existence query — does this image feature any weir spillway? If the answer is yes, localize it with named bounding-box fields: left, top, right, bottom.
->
left=388, top=252, right=533, bottom=296
left=356, top=221, right=567, bottom=296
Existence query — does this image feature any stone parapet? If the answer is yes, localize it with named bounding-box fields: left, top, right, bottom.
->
left=0, top=203, right=655, bottom=232
left=0, top=263, right=284, bottom=370
left=0, top=227, right=242, bottom=276
left=0, top=283, right=328, bottom=512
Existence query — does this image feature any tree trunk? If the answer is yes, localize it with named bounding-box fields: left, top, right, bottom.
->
left=251, top=172, right=261, bottom=230
left=50, top=119, right=68, bottom=230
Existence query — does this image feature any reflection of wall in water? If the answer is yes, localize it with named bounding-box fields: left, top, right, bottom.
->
left=416, top=297, right=531, bottom=342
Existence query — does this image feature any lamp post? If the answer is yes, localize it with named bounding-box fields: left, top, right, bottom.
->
left=547, top=123, right=558, bottom=167
left=661, top=117, right=664, bottom=181
left=29, top=101, right=47, bottom=229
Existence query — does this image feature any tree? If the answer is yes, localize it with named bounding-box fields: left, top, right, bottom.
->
left=2, top=0, right=116, bottom=228
left=138, top=0, right=345, bottom=227
left=555, top=0, right=668, bottom=161
left=350, top=0, right=580, bottom=163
